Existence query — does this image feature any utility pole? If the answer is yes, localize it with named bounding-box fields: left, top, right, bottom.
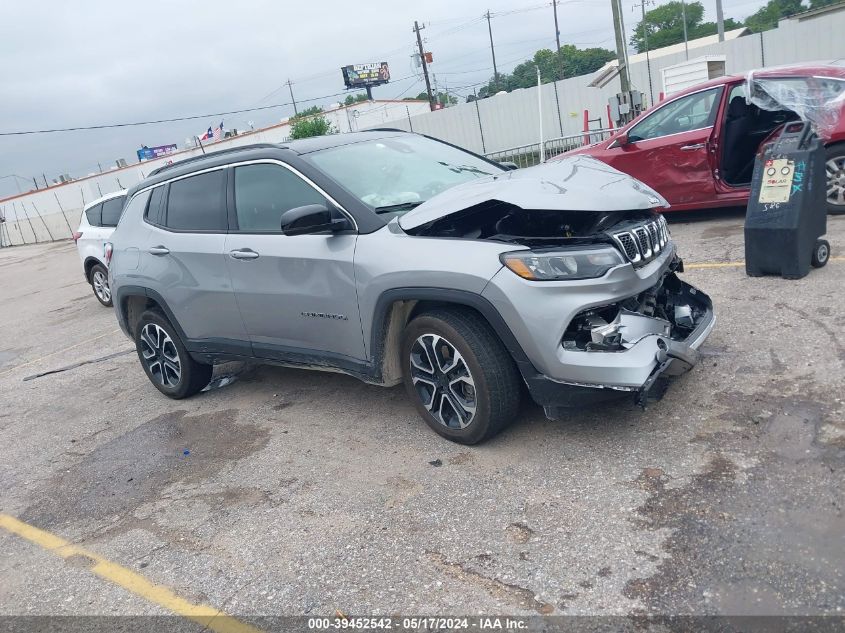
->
left=537, top=66, right=545, bottom=163
left=485, top=11, right=500, bottom=93
left=634, top=0, right=655, bottom=106
left=610, top=0, right=630, bottom=92
left=553, top=0, right=564, bottom=80
left=681, top=0, right=689, bottom=60
left=715, top=0, right=725, bottom=41
left=414, top=21, right=436, bottom=111
left=286, top=79, right=298, bottom=115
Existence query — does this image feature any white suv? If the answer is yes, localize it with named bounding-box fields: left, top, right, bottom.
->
left=74, top=190, right=126, bottom=306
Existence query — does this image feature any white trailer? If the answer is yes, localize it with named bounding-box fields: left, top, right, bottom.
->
left=661, top=55, right=727, bottom=98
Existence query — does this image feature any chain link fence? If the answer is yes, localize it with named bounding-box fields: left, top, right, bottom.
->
left=484, top=129, right=615, bottom=168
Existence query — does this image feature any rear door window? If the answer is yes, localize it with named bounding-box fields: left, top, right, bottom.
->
left=233, top=163, right=326, bottom=232
left=164, top=170, right=227, bottom=231
left=85, top=203, right=103, bottom=226
left=100, top=196, right=126, bottom=227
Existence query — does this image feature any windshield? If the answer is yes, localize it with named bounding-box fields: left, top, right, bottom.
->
left=746, top=73, right=845, bottom=139
left=305, top=135, right=504, bottom=217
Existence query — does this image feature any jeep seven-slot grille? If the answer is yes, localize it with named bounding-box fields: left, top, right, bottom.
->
left=610, top=215, right=670, bottom=267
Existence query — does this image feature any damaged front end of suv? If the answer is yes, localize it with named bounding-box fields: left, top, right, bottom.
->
left=397, top=155, right=715, bottom=419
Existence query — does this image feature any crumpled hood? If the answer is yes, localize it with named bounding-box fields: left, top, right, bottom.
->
left=398, top=155, right=669, bottom=230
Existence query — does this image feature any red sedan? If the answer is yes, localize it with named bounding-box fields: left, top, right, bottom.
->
left=567, top=64, right=845, bottom=214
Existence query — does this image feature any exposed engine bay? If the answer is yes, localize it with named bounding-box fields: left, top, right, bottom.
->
left=405, top=199, right=655, bottom=248
left=562, top=262, right=708, bottom=352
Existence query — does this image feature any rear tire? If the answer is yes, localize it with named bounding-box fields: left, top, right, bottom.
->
left=134, top=310, right=212, bottom=399
left=811, top=239, right=830, bottom=268
left=89, top=263, right=113, bottom=307
left=401, top=307, right=521, bottom=444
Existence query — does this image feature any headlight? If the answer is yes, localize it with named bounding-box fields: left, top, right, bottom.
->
left=500, top=246, right=625, bottom=281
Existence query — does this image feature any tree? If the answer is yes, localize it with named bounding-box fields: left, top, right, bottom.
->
left=291, top=105, right=324, bottom=119
left=404, top=91, right=457, bottom=106
left=476, top=45, right=614, bottom=98
left=630, top=1, right=744, bottom=52
left=288, top=106, right=333, bottom=139
left=290, top=116, right=333, bottom=139
left=744, top=0, right=804, bottom=32
left=808, top=0, right=837, bottom=8
left=344, top=93, right=369, bottom=105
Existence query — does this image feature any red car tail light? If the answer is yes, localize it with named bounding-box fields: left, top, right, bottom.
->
left=104, top=242, right=113, bottom=266
left=72, top=231, right=83, bottom=242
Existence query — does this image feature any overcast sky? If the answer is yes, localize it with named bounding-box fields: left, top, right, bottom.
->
left=0, top=0, right=767, bottom=198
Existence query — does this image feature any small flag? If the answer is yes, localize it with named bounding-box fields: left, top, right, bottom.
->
left=213, top=121, right=224, bottom=141
left=200, top=126, right=213, bottom=140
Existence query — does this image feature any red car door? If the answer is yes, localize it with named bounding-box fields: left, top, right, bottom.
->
left=595, top=86, right=724, bottom=209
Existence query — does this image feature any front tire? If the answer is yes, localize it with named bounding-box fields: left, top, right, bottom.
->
left=134, top=310, right=212, bottom=399
left=401, top=308, right=521, bottom=444
left=89, top=263, right=113, bottom=307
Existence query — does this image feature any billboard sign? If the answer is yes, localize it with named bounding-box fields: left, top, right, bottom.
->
left=341, top=62, right=390, bottom=89
left=137, top=144, right=178, bottom=161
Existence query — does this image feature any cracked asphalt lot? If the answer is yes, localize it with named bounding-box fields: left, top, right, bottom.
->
left=0, top=211, right=843, bottom=624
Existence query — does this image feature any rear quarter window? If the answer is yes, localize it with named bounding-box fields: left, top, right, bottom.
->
left=144, top=185, right=167, bottom=226
left=85, top=203, right=103, bottom=226
left=100, top=196, right=126, bottom=227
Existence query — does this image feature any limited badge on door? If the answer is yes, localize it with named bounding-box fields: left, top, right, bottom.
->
left=758, top=158, right=794, bottom=205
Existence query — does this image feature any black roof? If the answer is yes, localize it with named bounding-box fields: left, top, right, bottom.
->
left=138, top=130, right=407, bottom=192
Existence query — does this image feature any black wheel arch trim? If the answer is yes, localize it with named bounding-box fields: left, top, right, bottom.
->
left=370, top=287, right=534, bottom=369
left=116, top=285, right=538, bottom=386
left=83, top=257, right=105, bottom=281
left=114, top=285, right=191, bottom=345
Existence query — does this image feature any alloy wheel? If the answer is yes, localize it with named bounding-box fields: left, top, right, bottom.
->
left=139, top=323, right=182, bottom=387
left=409, top=333, right=477, bottom=429
left=92, top=270, right=111, bottom=303
left=826, top=156, right=845, bottom=207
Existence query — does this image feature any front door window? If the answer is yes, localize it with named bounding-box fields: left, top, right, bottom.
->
left=628, top=87, right=722, bottom=142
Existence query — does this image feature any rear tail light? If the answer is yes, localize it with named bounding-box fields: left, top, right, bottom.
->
left=72, top=231, right=83, bottom=242
left=104, top=242, right=113, bottom=266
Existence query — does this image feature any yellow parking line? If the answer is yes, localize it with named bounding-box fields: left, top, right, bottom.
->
left=686, top=256, right=845, bottom=270
left=0, top=514, right=262, bottom=633
left=686, top=261, right=745, bottom=269
left=0, top=328, right=121, bottom=378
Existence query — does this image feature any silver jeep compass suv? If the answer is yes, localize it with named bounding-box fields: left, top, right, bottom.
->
left=108, top=131, right=714, bottom=444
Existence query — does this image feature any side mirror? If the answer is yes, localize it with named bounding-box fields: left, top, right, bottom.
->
left=280, top=204, right=351, bottom=236
left=499, top=161, right=519, bottom=171
left=609, top=132, right=629, bottom=149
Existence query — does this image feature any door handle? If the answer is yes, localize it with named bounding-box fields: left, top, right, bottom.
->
left=148, top=246, right=170, bottom=256
left=680, top=143, right=706, bottom=151
left=229, top=249, right=260, bottom=260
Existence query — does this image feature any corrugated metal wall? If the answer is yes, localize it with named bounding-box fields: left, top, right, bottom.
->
left=2, top=9, right=844, bottom=246
left=378, top=9, right=845, bottom=156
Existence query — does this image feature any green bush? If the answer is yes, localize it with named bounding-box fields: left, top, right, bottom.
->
left=290, top=115, right=333, bottom=140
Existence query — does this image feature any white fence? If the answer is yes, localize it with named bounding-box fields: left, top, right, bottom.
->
left=373, top=8, right=845, bottom=156
left=2, top=7, right=845, bottom=247
left=0, top=100, right=429, bottom=247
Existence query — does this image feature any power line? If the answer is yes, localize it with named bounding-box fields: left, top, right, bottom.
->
left=0, top=75, right=420, bottom=137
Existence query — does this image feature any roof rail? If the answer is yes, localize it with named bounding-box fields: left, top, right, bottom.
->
left=367, top=127, right=409, bottom=133
left=146, top=143, right=281, bottom=177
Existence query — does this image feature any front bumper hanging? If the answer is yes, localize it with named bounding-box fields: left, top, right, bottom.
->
left=525, top=270, right=715, bottom=418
